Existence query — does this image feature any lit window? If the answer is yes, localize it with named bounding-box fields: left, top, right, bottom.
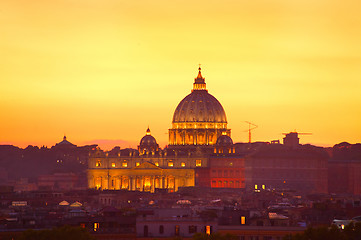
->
left=206, top=225, right=211, bottom=235
left=255, top=184, right=258, bottom=189
left=241, top=216, right=246, bottom=225
left=196, top=160, right=202, bottom=167
left=111, top=162, right=116, bottom=168
left=136, top=162, right=140, bottom=167
left=94, top=222, right=99, bottom=232
left=181, top=162, right=186, bottom=167
left=168, top=161, right=173, bottom=167
left=96, top=160, right=101, bottom=167
left=122, top=162, right=128, bottom=167
left=229, top=162, right=233, bottom=166
left=175, top=225, right=180, bottom=236
left=262, top=184, right=265, bottom=190
left=155, top=162, right=159, bottom=166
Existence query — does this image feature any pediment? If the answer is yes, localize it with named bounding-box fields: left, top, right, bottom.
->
left=133, top=161, right=162, bottom=170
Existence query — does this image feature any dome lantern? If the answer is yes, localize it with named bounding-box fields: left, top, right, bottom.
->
left=193, top=66, right=207, bottom=91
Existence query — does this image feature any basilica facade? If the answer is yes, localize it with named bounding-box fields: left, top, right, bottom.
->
left=87, top=67, right=241, bottom=192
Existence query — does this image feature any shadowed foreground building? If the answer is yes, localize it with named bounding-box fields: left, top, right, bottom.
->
left=245, top=140, right=328, bottom=193
left=328, top=142, right=361, bottom=195
left=87, top=68, right=328, bottom=194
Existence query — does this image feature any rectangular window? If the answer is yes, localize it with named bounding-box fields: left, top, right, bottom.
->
left=205, top=225, right=211, bottom=235
left=168, top=161, right=174, bottom=167
left=196, top=159, right=202, bottom=167
left=189, top=225, right=197, bottom=233
left=181, top=162, right=186, bottom=167
left=155, top=162, right=159, bottom=166
left=96, top=160, right=101, bottom=167
left=122, top=162, right=128, bottom=167
left=111, top=162, right=116, bottom=168
left=175, top=225, right=180, bottom=236
left=136, top=162, right=140, bottom=167
left=241, top=216, right=246, bottom=225
left=94, top=223, right=99, bottom=232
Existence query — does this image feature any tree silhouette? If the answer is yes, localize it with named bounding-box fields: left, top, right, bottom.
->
left=283, top=222, right=361, bottom=240
left=192, top=232, right=238, bottom=240
left=19, top=225, right=95, bottom=240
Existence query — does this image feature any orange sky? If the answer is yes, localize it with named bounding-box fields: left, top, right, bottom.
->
left=1, top=0, right=361, bottom=149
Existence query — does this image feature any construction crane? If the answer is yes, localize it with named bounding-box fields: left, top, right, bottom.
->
left=282, top=131, right=312, bottom=136
left=244, top=121, right=258, bottom=143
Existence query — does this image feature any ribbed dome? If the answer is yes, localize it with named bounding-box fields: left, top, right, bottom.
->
left=172, top=67, right=227, bottom=124
left=140, top=135, right=157, bottom=146
left=216, top=135, right=233, bottom=145
left=172, top=91, right=227, bottom=123
left=140, top=127, right=157, bottom=146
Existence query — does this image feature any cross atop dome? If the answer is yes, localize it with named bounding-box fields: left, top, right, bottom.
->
left=193, top=65, right=207, bottom=92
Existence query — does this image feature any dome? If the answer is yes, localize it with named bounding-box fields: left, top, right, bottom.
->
left=172, top=67, right=227, bottom=124
left=140, top=127, right=157, bottom=146
left=216, top=134, right=233, bottom=145
left=173, top=91, right=227, bottom=123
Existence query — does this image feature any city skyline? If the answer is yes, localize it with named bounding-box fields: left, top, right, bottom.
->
left=1, top=0, right=361, bottom=150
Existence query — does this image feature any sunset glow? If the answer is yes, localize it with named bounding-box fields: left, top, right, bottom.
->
left=1, top=0, right=361, bottom=149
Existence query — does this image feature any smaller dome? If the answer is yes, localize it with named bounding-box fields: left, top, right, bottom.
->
left=140, top=135, right=157, bottom=146
left=140, top=127, right=157, bottom=146
left=216, top=134, right=233, bottom=145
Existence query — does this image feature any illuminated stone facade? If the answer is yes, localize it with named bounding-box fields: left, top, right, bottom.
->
left=87, top=137, right=207, bottom=192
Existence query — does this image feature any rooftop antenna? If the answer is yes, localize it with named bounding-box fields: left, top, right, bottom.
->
left=244, top=121, right=258, bottom=143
